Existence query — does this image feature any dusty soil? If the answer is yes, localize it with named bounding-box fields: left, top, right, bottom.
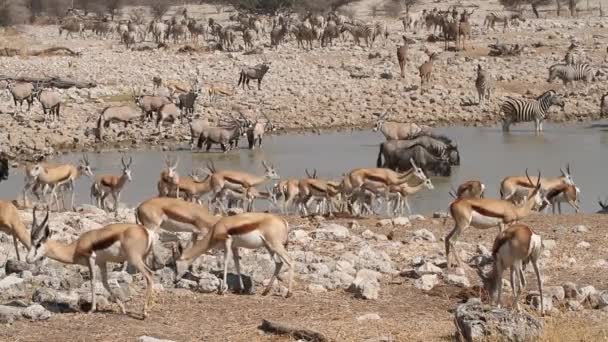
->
left=1, top=212, right=608, bottom=341
left=0, top=1, right=607, bottom=162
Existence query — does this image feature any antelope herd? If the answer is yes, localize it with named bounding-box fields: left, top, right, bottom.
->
left=0, top=2, right=608, bottom=326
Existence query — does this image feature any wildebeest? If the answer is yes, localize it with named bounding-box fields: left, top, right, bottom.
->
left=377, top=144, right=451, bottom=177
left=238, top=63, right=271, bottom=90
left=376, top=134, right=459, bottom=167
left=0, top=155, right=8, bottom=182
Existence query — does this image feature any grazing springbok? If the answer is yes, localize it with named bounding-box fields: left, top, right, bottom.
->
left=476, top=224, right=544, bottom=315
left=450, top=180, right=486, bottom=199
left=157, top=156, right=180, bottom=198
left=446, top=171, right=544, bottom=270
left=175, top=213, right=293, bottom=297
left=27, top=155, right=94, bottom=211
left=26, top=208, right=155, bottom=318
left=136, top=197, right=220, bottom=265
left=373, top=111, right=426, bottom=140
left=0, top=200, right=31, bottom=261
left=90, top=155, right=133, bottom=212
left=542, top=183, right=580, bottom=214
left=500, top=165, right=574, bottom=202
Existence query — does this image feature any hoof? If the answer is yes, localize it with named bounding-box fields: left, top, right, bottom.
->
left=285, top=292, right=293, bottom=298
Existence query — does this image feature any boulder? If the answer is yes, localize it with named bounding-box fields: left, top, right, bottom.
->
left=5, top=260, right=31, bottom=275
left=137, top=337, right=175, bottom=342
left=197, top=272, right=221, bottom=293
left=414, top=274, right=439, bottom=291
left=410, top=229, right=436, bottom=242
left=32, top=288, right=80, bottom=313
left=312, top=224, right=350, bottom=242
left=348, top=269, right=380, bottom=300
left=445, top=273, right=470, bottom=288
left=454, top=298, right=543, bottom=342
left=562, top=282, right=579, bottom=299
left=0, top=274, right=24, bottom=290
left=392, top=217, right=410, bottom=226
left=0, top=304, right=52, bottom=323
left=544, top=286, right=565, bottom=302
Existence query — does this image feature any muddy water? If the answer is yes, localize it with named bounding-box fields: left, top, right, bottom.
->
left=1, top=122, right=607, bottom=215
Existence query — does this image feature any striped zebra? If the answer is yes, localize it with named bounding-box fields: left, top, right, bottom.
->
left=500, top=90, right=565, bottom=132
left=475, top=64, right=494, bottom=104
left=341, top=22, right=374, bottom=48
left=547, top=63, right=595, bottom=87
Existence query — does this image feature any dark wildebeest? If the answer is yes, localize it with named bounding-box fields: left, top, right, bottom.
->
left=376, top=134, right=459, bottom=167
left=377, top=144, right=451, bottom=177
left=0, top=156, right=8, bottom=182
left=237, top=63, right=271, bottom=90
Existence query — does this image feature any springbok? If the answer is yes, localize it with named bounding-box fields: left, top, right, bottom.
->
left=450, top=180, right=486, bottom=199
left=175, top=168, right=213, bottom=204
left=500, top=165, right=574, bottom=202
left=91, top=155, right=133, bottom=212
left=542, top=183, right=580, bottom=214
left=0, top=200, right=31, bottom=261
left=175, top=213, right=293, bottom=297
left=446, top=170, right=544, bottom=270
left=26, top=207, right=155, bottom=318
left=373, top=111, right=425, bottom=140
left=27, top=155, right=94, bottom=211
left=208, top=161, right=280, bottom=203
left=157, top=156, right=180, bottom=198
left=136, top=197, right=220, bottom=263
left=476, top=224, right=544, bottom=315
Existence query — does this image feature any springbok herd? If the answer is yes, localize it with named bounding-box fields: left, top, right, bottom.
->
left=0, top=137, right=595, bottom=320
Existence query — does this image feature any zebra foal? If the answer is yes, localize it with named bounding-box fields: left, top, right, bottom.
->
left=475, top=64, right=494, bottom=104
left=500, top=90, right=565, bottom=133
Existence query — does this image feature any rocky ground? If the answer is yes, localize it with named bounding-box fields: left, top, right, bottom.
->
left=0, top=204, right=607, bottom=341
left=0, top=1, right=608, bottom=162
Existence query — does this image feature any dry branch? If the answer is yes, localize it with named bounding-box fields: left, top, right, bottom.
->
left=28, top=47, right=81, bottom=57
left=0, top=75, right=96, bottom=89
left=258, top=319, right=329, bottom=342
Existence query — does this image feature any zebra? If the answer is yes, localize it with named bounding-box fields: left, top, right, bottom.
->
left=500, top=90, right=565, bottom=132
left=547, top=63, right=595, bottom=88
left=340, top=22, right=374, bottom=48
left=475, top=64, right=494, bottom=104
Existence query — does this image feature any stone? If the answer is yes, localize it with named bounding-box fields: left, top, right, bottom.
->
left=32, top=288, right=80, bottom=313
left=356, top=245, right=395, bottom=274
left=411, top=229, right=436, bottom=242
left=526, top=293, right=553, bottom=313
left=376, top=219, right=392, bottom=227
left=573, top=225, right=589, bottom=233
left=5, top=260, right=30, bottom=275
left=197, top=272, right=221, bottom=293
left=313, top=224, right=350, bottom=242
left=445, top=273, right=470, bottom=288
left=348, top=269, right=380, bottom=300
left=0, top=274, right=24, bottom=290
left=576, top=241, right=590, bottom=249
left=0, top=304, right=52, bottom=323
left=566, top=300, right=583, bottom=311
left=415, top=262, right=442, bottom=277
left=357, top=313, right=381, bottom=321
left=563, top=282, right=580, bottom=299
left=595, top=291, right=608, bottom=309
left=392, top=217, right=410, bottom=226
left=307, top=284, right=327, bottom=294
left=137, top=337, right=175, bottom=342
left=414, top=274, right=439, bottom=291
left=544, top=286, right=565, bottom=302
left=579, top=285, right=598, bottom=301
left=362, top=229, right=375, bottom=239
left=454, top=298, right=543, bottom=342
left=289, top=229, right=310, bottom=243
left=542, top=239, right=556, bottom=250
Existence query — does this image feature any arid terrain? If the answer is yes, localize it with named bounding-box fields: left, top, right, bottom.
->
left=1, top=0, right=608, bottom=341
left=0, top=0, right=607, bottom=161
left=0, top=207, right=608, bottom=341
